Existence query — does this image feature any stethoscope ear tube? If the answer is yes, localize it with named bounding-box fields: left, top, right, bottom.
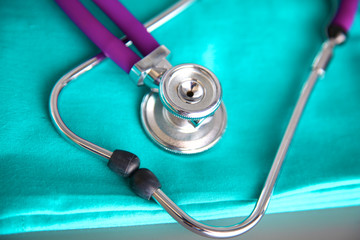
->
left=328, top=0, right=359, bottom=38
left=55, top=0, right=160, bottom=73
left=92, top=0, right=160, bottom=56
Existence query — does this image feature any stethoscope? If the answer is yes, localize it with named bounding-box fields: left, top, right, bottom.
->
left=50, top=0, right=358, bottom=238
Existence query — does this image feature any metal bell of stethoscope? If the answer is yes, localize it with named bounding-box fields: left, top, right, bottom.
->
left=50, top=0, right=358, bottom=238
left=132, top=50, right=226, bottom=154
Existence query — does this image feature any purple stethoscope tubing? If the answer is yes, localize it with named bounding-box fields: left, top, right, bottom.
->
left=55, top=0, right=358, bottom=73
left=330, top=0, right=359, bottom=33
left=55, top=0, right=159, bottom=73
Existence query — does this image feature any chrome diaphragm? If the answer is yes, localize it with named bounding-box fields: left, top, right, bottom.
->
left=141, top=63, right=227, bottom=154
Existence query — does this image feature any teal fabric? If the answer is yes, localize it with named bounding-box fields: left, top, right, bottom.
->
left=1, top=0, right=360, bottom=235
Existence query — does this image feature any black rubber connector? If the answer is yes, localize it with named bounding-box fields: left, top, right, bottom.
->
left=108, top=150, right=140, bottom=177
left=327, top=24, right=347, bottom=39
left=130, top=168, right=161, bottom=200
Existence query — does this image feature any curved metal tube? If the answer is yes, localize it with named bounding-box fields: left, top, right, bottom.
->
left=50, top=41, right=323, bottom=237
left=50, top=53, right=112, bottom=159
left=49, top=0, right=195, bottom=160
left=49, top=0, right=344, bottom=238
left=152, top=65, right=319, bottom=238
left=151, top=36, right=343, bottom=238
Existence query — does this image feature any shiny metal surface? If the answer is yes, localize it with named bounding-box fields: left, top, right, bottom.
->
left=312, top=34, right=345, bottom=74
left=50, top=55, right=112, bottom=160
left=160, top=64, right=222, bottom=120
left=130, top=45, right=172, bottom=90
left=133, top=55, right=226, bottom=152
left=145, top=0, right=195, bottom=33
left=49, top=0, right=195, bottom=160
left=178, top=79, right=204, bottom=103
left=151, top=37, right=344, bottom=238
left=141, top=92, right=227, bottom=154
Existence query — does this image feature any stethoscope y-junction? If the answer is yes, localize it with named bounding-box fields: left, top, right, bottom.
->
left=50, top=0, right=358, bottom=238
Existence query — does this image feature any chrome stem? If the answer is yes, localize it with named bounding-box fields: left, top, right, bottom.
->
left=49, top=0, right=195, bottom=161
left=152, top=34, right=345, bottom=238
left=50, top=55, right=111, bottom=159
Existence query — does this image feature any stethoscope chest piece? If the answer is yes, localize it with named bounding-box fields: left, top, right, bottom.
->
left=141, top=64, right=227, bottom=154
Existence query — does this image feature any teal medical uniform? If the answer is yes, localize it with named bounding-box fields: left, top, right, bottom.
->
left=0, top=0, right=360, bottom=234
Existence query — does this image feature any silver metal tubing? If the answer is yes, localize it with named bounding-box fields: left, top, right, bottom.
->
left=50, top=0, right=345, bottom=237
left=49, top=0, right=195, bottom=160
left=152, top=36, right=344, bottom=238
left=50, top=54, right=112, bottom=159
left=146, top=0, right=195, bottom=33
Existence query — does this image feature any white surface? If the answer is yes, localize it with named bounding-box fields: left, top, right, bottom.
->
left=2, top=206, right=360, bottom=240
